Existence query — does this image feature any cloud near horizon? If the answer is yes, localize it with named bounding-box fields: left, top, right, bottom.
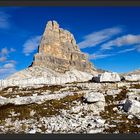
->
left=78, top=27, right=122, bottom=49
left=0, top=47, right=16, bottom=62
left=0, top=56, right=7, bottom=62
left=0, top=63, right=16, bottom=79
left=0, top=47, right=17, bottom=79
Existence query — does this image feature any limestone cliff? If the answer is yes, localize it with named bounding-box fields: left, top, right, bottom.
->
left=31, top=20, right=95, bottom=73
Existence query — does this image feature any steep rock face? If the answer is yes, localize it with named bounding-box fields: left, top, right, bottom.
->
left=31, top=20, right=95, bottom=73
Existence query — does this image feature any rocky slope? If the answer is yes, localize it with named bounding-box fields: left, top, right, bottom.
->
left=0, top=81, right=140, bottom=133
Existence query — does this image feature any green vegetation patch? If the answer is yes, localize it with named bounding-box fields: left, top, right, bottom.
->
left=0, top=93, right=83, bottom=121
left=130, top=84, right=140, bottom=89
left=0, top=85, right=65, bottom=98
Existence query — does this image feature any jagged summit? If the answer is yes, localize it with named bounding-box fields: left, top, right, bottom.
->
left=31, top=20, right=95, bottom=73
left=41, top=20, right=80, bottom=52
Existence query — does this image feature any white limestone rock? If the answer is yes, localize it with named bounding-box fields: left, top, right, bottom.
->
left=129, top=89, right=140, bottom=94
left=127, top=115, right=134, bottom=119
left=124, top=74, right=140, bottom=82
left=0, top=96, right=8, bottom=106
left=0, top=91, right=78, bottom=106
left=92, top=72, right=121, bottom=83
left=127, top=92, right=140, bottom=101
left=123, top=99, right=140, bottom=117
left=95, top=119, right=106, bottom=125
left=28, top=129, right=36, bottom=134
left=113, top=107, right=118, bottom=112
left=107, top=89, right=121, bottom=96
left=88, top=128, right=104, bottom=134
left=0, top=68, right=93, bottom=88
left=83, top=91, right=105, bottom=111
left=83, top=91, right=105, bottom=103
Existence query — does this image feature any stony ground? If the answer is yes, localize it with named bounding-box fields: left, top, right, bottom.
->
left=0, top=81, right=140, bottom=134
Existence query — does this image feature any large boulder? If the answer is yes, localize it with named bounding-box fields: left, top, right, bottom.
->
left=123, top=99, right=140, bottom=118
left=92, top=72, right=121, bottom=83
left=123, top=74, right=140, bottom=82
left=83, top=91, right=105, bottom=111
left=83, top=91, right=105, bottom=103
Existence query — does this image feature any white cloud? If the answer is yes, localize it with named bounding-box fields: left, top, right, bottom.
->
left=0, top=47, right=16, bottom=63
left=78, top=26, right=140, bottom=61
left=0, top=11, right=10, bottom=29
left=78, top=27, right=122, bottom=49
left=117, top=48, right=136, bottom=54
left=3, top=63, right=15, bottom=69
left=0, top=47, right=17, bottom=79
left=0, top=56, right=7, bottom=62
left=7, top=60, right=17, bottom=64
left=0, top=47, right=16, bottom=56
left=10, top=48, right=16, bottom=52
left=0, top=62, right=16, bottom=79
left=89, top=53, right=116, bottom=60
left=101, top=34, right=140, bottom=50
left=88, top=47, right=136, bottom=60
left=1, top=47, right=9, bottom=55
left=23, top=35, right=41, bottom=56
left=135, top=45, right=140, bottom=52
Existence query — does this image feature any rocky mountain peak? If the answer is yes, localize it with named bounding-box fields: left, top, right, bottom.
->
left=43, top=21, right=59, bottom=37
left=45, top=20, right=59, bottom=31
left=31, top=20, right=95, bottom=73
left=40, top=20, right=80, bottom=52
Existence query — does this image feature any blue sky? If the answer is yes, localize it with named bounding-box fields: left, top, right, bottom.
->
left=0, top=7, right=140, bottom=79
